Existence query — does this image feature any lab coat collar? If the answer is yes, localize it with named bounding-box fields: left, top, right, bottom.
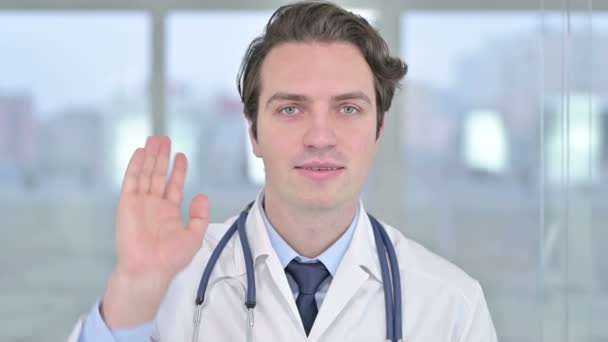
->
left=231, top=189, right=383, bottom=282
left=232, top=189, right=304, bottom=329
left=347, top=201, right=384, bottom=282
left=232, top=189, right=276, bottom=274
left=230, top=190, right=386, bottom=339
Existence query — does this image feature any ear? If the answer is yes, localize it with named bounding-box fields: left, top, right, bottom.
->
left=248, top=119, right=262, bottom=157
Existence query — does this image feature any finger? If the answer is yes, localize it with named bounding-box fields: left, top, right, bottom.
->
left=121, top=148, right=145, bottom=195
left=164, top=152, right=188, bottom=205
left=150, top=136, right=171, bottom=196
left=187, top=194, right=209, bottom=241
left=138, top=136, right=161, bottom=194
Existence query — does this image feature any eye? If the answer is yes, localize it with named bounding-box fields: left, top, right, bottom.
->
left=340, top=105, right=360, bottom=115
left=279, top=106, right=300, bottom=115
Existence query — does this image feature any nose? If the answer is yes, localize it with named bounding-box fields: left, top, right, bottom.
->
left=302, top=111, right=337, bottom=150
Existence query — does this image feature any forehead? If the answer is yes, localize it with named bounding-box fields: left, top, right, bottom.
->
left=259, top=41, right=375, bottom=99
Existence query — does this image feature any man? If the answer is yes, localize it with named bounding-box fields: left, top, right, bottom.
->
left=69, top=1, right=498, bottom=341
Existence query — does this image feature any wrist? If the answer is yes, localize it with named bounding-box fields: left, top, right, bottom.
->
left=101, top=271, right=171, bottom=328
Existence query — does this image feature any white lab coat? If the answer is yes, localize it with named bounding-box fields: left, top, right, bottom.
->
left=68, top=198, right=498, bottom=342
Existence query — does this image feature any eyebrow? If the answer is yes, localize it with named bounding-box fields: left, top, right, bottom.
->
left=265, top=91, right=372, bottom=109
left=265, top=93, right=311, bottom=109
left=331, top=91, right=372, bottom=106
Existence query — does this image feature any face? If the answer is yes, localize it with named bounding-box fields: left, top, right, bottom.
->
left=250, top=41, right=383, bottom=211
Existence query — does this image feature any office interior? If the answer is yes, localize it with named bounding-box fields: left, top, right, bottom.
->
left=0, top=0, right=606, bottom=341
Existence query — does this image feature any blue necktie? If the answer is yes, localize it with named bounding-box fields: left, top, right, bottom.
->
left=285, top=259, right=330, bottom=336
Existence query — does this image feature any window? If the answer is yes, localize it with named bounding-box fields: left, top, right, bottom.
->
left=0, top=12, right=149, bottom=341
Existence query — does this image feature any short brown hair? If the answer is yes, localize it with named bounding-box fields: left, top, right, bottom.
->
left=237, top=0, right=408, bottom=139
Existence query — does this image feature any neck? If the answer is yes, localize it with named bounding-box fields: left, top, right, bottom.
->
left=263, top=191, right=359, bottom=258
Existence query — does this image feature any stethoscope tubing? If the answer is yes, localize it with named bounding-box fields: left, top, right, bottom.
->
left=371, top=214, right=403, bottom=341
left=193, top=202, right=403, bottom=342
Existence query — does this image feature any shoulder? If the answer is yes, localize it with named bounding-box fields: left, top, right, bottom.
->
left=185, top=215, right=240, bottom=275
left=379, top=220, right=484, bottom=308
left=202, top=216, right=240, bottom=249
left=376, top=220, right=497, bottom=341
left=155, top=216, right=241, bottom=321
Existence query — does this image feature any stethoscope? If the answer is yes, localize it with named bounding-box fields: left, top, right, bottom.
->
left=191, top=202, right=403, bottom=342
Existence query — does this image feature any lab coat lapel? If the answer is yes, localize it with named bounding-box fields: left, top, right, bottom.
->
left=232, top=194, right=304, bottom=330
left=308, top=205, right=382, bottom=341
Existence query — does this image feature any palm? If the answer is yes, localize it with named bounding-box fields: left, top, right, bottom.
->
left=115, top=136, right=208, bottom=280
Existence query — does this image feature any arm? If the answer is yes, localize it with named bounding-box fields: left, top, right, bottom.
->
left=103, top=136, right=209, bottom=328
left=76, top=301, right=154, bottom=342
left=68, top=136, right=209, bottom=340
left=457, top=282, right=499, bottom=342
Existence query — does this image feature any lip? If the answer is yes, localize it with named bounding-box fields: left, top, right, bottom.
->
left=294, top=161, right=345, bottom=181
left=296, top=160, right=344, bottom=168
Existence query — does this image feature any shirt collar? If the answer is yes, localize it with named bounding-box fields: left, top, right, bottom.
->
left=260, top=192, right=360, bottom=277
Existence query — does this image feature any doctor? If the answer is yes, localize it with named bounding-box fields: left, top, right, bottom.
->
left=69, top=1, right=498, bottom=341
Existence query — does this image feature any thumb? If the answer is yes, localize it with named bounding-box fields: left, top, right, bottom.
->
left=187, top=194, right=210, bottom=242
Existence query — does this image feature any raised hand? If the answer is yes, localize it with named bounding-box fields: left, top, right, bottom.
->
left=101, top=136, right=209, bottom=328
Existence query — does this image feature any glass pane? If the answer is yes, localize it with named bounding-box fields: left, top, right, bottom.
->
left=401, top=12, right=543, bottom=342
left=402, top=8, right=608, bottom=342
left=590, top=9, right=608, bottom=342
left=167, top=11, right=273, bottom=221
left=561, top=5, right=608, bottom=342
left=0, top=12, right=150, bottom=341
left=541, top=5, right=603, bottom=342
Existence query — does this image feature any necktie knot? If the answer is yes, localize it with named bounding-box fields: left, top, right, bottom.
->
left=285, top=259, right=330, bottom=295
left=285, top=259, right=330, bottom=335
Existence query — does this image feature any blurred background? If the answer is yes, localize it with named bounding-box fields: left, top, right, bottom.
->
left=0, top=0, right=605, bottom=341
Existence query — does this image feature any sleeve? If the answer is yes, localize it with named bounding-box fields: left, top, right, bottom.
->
left=72, top=300, right=155, bottom=342
left=457, top=282, right=499, bottom=342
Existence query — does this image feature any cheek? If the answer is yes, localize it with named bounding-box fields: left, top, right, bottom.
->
left=257, top=129, right=297, bottom=164
left=340, top=124, right=377, bottom=153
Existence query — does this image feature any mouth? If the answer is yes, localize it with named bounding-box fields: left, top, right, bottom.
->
left=294, top=163, right=345, bottom=180
left=294, top=166, right=345, bottom=171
